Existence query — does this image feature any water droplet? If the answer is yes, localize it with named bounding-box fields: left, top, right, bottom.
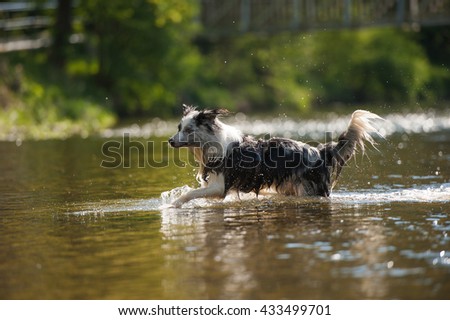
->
left=185, top=246, right=198, bottom=252
left=387, top=261, right=394, bottom=269
left=331, top=253, right=341, bottom=261
left=440, top=250, right=445, bottom=257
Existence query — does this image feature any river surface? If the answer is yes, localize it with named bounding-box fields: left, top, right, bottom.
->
left=0, top=110, right=449, bottom=299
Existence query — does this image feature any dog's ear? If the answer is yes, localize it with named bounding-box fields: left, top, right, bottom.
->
left=182, top=104, right=196, bottom=116
left=198, top=108, right=230, bottom=121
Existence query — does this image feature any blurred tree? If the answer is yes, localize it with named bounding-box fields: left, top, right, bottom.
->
left=79, top=0, right=199, bottom=116
left=194, top=28, right=445, bottom=113
left=416, top=26, right=450, bottom=100
left=3, top=0, right=449, bottom=127
left=418, top=26, right=450, bottom=66
left=311, top=29, right=434, bottom=104
left=50, top=0, right=73, bottom=68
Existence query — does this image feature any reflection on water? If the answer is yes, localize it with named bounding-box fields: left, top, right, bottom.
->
left=0, top=111, right=449, bottom=299
left=156, top=200, right=450, bottom=299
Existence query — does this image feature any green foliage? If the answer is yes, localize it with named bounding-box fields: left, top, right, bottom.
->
left=310, top=29, right=433, bottom=104
left=1, top=0, right=449, bottom=141
left=79, top=0, right=199, bottom=116
left=194, top=28, right=446, bottom=113
left=0, top=58, right=115, bottom=140
left=187, top=34, right=318, bottom=113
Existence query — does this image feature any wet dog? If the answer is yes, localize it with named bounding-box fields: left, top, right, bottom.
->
left=168, top=105, right=382, bottom=207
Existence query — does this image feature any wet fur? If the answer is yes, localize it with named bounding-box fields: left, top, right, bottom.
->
left=168, top=105, right=383, bottom=207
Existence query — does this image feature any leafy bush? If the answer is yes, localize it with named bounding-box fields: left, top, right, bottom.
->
left=194, top=28, right=445, bottom=113
left=311, top=29, right=434, bottom=104
left=1, top=0, right=449, bottom=141
left=0, top=58, right=115, bottom=140
left=80, top=0, right=200, bottom=116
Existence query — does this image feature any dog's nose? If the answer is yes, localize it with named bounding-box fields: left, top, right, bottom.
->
left=168, top=137, right=174, bottom=146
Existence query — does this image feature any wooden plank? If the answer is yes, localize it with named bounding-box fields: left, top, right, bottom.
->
left=0, top=1, right=57, bottom=12
left=0, top=36, right=51, bottom=52
left=0, top=16, right=51, bottom=31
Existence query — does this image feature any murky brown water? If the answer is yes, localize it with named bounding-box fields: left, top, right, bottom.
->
left=0, top=112, right=449, bottom=299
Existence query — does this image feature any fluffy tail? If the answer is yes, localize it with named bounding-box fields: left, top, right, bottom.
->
left=330, top=110, right=384, bottom=187
left=338, top=110, right=383, bottom=158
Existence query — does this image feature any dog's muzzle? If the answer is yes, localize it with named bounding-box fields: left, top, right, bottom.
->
left=168, top=137, right=177, bottom=147
left=168, top=137, right=187, bottom=148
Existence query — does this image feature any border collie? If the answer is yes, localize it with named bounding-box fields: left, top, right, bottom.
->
left=168, top=105, right=382, bottom=207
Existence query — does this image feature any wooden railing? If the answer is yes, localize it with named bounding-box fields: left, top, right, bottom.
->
left=201, top=0, right=450, bottom=37
left=2, top=0, right=450, bottom=52
left=0, top=0, right=82, bottom=53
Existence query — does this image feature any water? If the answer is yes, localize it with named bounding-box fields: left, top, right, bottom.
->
left=0, top=110, right=449, bottom=299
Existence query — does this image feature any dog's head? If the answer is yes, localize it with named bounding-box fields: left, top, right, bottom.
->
left=168, top=104, right=230, bottom=148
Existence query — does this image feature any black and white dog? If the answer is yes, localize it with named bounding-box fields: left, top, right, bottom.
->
left=168, top=105, right=382, bottom=207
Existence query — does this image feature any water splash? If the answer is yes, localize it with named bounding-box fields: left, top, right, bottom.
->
left=67, top=183, right=449, bottom=215
left=68, top=198, right=162, bottom=215
left=160, top=185, right=193, bottom=206
left=331, top=183, right=450, bottom=205
left=162, top=183, right=450, bottom=208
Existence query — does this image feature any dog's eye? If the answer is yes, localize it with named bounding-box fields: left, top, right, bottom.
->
left=184, top=126, right=193, bottom=134
left=177, top=124, right=181, bottom=132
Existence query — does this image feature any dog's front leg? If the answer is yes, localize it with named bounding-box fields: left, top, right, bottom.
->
left=171, top=174, right=225, bottom=208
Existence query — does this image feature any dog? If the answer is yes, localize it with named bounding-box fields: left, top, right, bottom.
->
left=168, top=104, right=383, bottom=207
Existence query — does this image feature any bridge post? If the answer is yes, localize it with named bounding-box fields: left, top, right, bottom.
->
left=199, top=0, right=450, bottom=38
left=396, top=0, right=406, bottom=25
left=240, top=0, right=251, bottom=32
left=409, top=0, right=420, bottom=26
left=291, top=0, right=301, bottom=29
left=306, top=0, right=316, bottom=26
left=343, top=0, right=352, bottom=27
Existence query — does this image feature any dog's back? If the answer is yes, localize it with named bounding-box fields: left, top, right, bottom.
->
left=202, top=110, right=383, bottom=198
left=201, top=136, right=328, bottom=197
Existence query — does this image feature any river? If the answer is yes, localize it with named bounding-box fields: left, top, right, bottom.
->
left=0, top=110, right=449, bottom=299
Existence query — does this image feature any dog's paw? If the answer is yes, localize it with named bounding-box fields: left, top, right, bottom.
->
left=161, top=185, right=193, bottom=207
left=171, top=199, right=184, bottom=208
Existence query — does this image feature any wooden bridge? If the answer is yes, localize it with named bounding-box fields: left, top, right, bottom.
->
left=201, top=0, right=450, bottom=37
left=1, top=0, right=450, bottom=52
left=0, top=0, right=81, bottom=52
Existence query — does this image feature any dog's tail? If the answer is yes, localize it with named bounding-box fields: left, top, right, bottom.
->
left=329, top=110, right=384, bottom=187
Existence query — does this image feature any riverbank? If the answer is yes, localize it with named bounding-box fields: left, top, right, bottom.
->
left=0, top=58, right=116, bottom=141
left=1, top=25, right=449, bottom=141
